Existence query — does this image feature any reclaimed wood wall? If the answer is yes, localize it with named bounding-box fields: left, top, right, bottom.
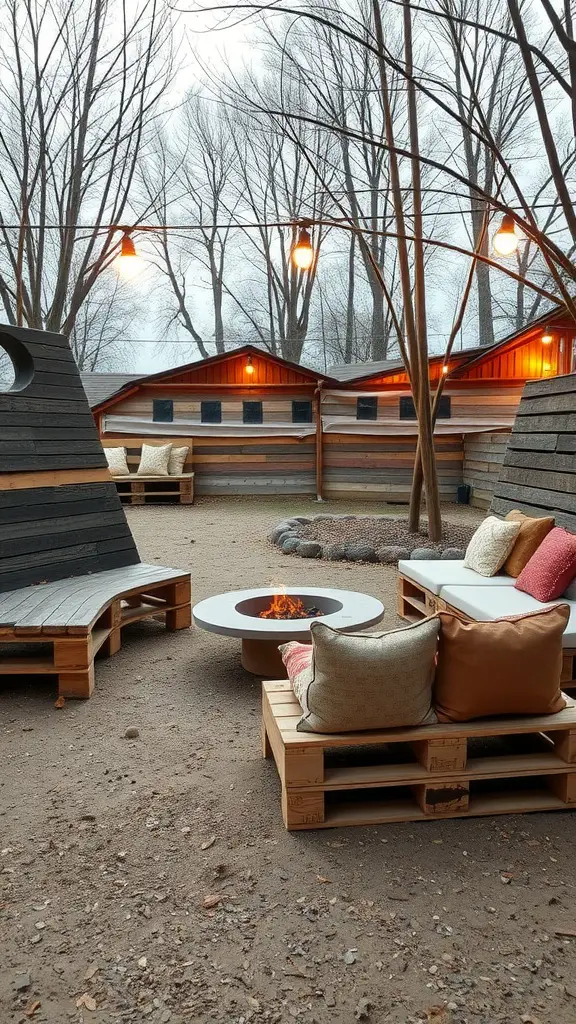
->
left=491, top=374, right=576, bottom=530
left=322, top=386, right=522, bottom=426
left=322, top=433, right=464, bottom=501
left=111, top=388, right=316, bottom=424
left=0, top=326, right=140, bottom=592
left=462, top=432, right=510, bottom=509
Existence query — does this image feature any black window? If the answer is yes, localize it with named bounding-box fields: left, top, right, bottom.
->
left=356, top=396, right=378, bottom=420
left=152, top=399, right=173, bottom=422
left=201, top=400, right=222, bottom=424
left=399, top=395, right=451, bottom=420
left=292, top=399, right=313, bottom=423
left=243, top=401, right=263, bottom=424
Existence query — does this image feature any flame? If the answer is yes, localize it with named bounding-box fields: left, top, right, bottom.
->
left=259, top=592, right=316, bottom=620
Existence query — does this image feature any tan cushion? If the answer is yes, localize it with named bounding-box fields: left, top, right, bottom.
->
left=463, top=515, right=521, bottom=576
left=280, top=617, right=440, bottom=734
left=168, top=445, right=189, bottom=475
left=137, top=443, right=172, bottom=476
left=503, top=510, right=555, bottom=577
left=103, top=446, right=129, bottom=476
left=434, top=606, right=569, bottom=722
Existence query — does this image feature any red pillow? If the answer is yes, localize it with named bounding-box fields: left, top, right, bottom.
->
left=515, top=527, right=576, bottom=602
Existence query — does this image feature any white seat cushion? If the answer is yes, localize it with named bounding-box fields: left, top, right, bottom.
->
left=441, top=585, right=576, bottom=648
left=398, top=559, right=515, bottom=597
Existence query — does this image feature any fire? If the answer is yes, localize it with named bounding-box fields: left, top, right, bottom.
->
left=259, top=592, right=321, bottom=620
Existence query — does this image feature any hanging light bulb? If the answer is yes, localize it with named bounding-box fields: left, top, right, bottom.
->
left=541, top=328, right=553, bottom=344
left=493, top=213, right=519, bottom=257
left=115, top=230, right=143, bottom=279
left=291, top=225, right=314, bottom=270
left=441, top=364, right=449, bottom=375
left=245, top=354, right=255, bottom=376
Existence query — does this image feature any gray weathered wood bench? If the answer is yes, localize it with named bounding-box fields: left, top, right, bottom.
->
left=0, top=565, right=191, bottom=699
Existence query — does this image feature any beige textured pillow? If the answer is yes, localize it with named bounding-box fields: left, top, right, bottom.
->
left=463, top=515, right=521, bottom=576
left=137, top=443, right=172, bottom=476
left=103, top=446, right=130, bottom=476
left=168, top=445, right=189, bottom=475
left=280, top=617, right=440, bottom=734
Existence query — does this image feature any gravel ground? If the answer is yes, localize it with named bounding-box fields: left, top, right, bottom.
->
left=298, top=517, right=477, bottom=553
left=2, top=495, right=576, bottom=1024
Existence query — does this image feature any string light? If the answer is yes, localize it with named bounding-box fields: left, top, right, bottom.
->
left=541, top=328, right=553, bottom=344
left=115, top=230, right=143, bottom=280
left=493, top=214, right=519, bottom=257
left=291, top=225, right=315, bottom=271
left=245, top=354, right=255, bottom=375
left=441, top=364, right=449, bottom=374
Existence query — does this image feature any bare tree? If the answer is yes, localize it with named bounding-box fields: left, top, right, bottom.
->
left=0, top=0, right=175, bottom=349
left=69, top=276, right=140, bottom=370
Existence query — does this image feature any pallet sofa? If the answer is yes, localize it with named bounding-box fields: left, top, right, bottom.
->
left=397, top=560, right=576, bottom=694
left=102, top=437, right=194, bottom=505
left=0, top=326, right=191, bottom=699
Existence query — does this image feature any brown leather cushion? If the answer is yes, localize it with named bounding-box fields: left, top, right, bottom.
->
left=503, top=510, right=555, bottom=577
left=434, top=606, right=569, bottom=722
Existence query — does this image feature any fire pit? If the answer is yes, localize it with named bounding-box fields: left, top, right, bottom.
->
left=192, top=587, right=385, bottom=676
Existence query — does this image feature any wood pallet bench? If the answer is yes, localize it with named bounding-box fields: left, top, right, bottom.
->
left=0, top=565, right=191, bottom=699
left=397, top=572, right=576, bottom=694
left=113, top=473, right=194, bottom=506
left=262, top=681, right=576, bottom=830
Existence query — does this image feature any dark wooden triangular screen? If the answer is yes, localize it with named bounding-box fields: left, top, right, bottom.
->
left=491, top=373, right=576, bottom=532
left=0, top=325, right=140, bottom=593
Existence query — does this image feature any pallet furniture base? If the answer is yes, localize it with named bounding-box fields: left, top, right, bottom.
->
left=262, top=681, right=576, bottom=829
left=0, top=565, right=191, bottom=699
left=397, top=572, right=576, bottom=694
left=114, top=473, right=194, bottom=505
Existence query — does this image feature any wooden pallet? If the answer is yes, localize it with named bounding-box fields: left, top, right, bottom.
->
left=114, top=474, right=194, bottom=505
left=262, top=681, right=576, bottom=829
left=0, top=566, right=192, bottom=699
left=397, top=572, right=576, bottom=694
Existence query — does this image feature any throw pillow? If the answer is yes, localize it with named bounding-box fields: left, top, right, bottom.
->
left=103, top=446, right=130, bottom=476
left=279, top=617, right=440, bottom=734
left=434, top=606, right=568, bottom=722
left=279, top=641, right=313, bottom=710
left=503, top=510, right=555, bottom=577
left=137, top=443, right=172, bottom=477
left=463, top=515, right=521, bottom=576
left=168, top=445, right=189, bottom=475
left=515, top=527, right=576, bottom=602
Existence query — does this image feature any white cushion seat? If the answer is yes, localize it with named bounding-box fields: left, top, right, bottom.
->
left=398, top=559, right=516, bottom=597
left=441, top=585, right=576, bottom=648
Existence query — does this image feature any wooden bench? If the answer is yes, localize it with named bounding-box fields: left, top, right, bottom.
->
left=0, top=565, right=191, bottom=699
left=262, top=680, right=576, bottom=829
left=102, top=437, right=194, bottom=505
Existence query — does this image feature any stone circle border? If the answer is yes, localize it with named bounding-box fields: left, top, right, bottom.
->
left=269, top=515, right=465, bottom=564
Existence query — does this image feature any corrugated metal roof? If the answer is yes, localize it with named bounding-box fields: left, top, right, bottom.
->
left=80, top=372, right=143, bottom=408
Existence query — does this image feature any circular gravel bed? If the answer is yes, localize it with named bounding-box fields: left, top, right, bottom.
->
left=269, top=514, right=476, bottom=563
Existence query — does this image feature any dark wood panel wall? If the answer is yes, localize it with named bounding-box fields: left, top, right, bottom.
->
left=491, top=374, right=576, bottom=530
left=0, top=326, right=139, bottom=592
left=463, top=431, right=510, bottom=510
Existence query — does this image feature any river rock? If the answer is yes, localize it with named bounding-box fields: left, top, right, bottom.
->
left=441, top=547, right=465, bottom=559
left=410, top=547, right=437, bottom=559
left=377, top=546, right=410, bottom=564
left=281, top=537, right=301, bottom=554
left=297, top=541, right=322, bottom=558
left=323, top=544, right=347, bottom=561
left=343, top=543, right=378, bottom=563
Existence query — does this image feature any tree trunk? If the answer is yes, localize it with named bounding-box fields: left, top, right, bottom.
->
left=345, top=232, right=355, bottom=363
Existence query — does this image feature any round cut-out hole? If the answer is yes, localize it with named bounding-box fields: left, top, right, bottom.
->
left=0, top=344, right=16, bottom=392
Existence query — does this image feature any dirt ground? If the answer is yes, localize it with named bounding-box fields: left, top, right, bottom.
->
left=2, top=495, right=576, bottom=1024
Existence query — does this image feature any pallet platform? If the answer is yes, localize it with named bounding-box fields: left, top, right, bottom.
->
left=397, top=572, right=576, bottom=694
left=262, top=681, right=576, bottom=829
left=0, top=566, right=192, bottom=698
left=114, top=473, right=194, bottom=505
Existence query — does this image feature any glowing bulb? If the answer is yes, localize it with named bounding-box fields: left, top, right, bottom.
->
left=541, top=329, right=553, bottom=344
left=245, top=356, right=255, bottom=376
left=493, top=213, right=519, bottom=257
left=115, top=232, right=143, bottom=279
left=442, top=364, right=449, bottom=374
left=291, top=227, right=314, bottom=270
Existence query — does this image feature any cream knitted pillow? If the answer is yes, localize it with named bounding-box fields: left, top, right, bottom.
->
left=463, top=515, right=521, bottom=576
left=103, top=447, right=130, bottom=476
left=280, top=617, right=440, bottom=734
left=137, top=443, right=172, bottom=476
left=168, top=446, right=189, bottom=475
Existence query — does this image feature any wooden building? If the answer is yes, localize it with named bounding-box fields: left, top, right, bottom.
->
left=89, top=310, right=576, bottom=506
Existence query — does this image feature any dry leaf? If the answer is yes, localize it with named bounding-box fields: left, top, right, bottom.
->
left=84, top=963, right=99, bottom=980
left=202, top=894, right=221, bottom=909
left=201, top=836, right=216, bottom=851
left=24, top=1002, right=41, bottom=1017
left=76, top=993, right=97, bottom=1011
left=426, top=1008, right=447, bottom=1021
left=316, top=875, right=331, bottom=884
left=54, top=695, right=65, bottom=709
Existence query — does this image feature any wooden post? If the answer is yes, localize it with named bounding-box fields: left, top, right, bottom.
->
left=315, top=382, right=324, bottom=501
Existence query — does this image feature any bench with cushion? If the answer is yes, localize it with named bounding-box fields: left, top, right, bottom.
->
left=102, top=437, right=194, bottom=505
left=0, top=326, right=191, bottom=699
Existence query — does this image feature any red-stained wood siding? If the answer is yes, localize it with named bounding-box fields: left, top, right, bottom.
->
left=157, top=351, right=318, bottom=387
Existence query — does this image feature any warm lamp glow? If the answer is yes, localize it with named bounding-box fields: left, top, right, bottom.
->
left=493, top=213, right=519, bottom=257
left=245, top=355, right=255, bottom=376
left=115, top=232, right=143, bottom=280
left=541, top=328, right=553, bottom=344
left=441, top=364, right=449, bottom=374
left=543, top=362, right=552, bottom=373
left=291, top=226, right=314, bottom=270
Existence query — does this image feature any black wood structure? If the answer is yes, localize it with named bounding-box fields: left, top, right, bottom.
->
left=491, top=373, right=576, bottom=532
left=0, top=326, right=191, bottom=698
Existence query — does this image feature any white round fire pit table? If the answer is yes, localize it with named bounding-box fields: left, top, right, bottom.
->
left=192, top=586, right=385, bottom=677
